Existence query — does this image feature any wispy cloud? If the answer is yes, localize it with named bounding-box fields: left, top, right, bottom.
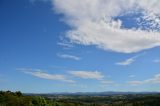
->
left=128, top=74, right=160, bottom=86
left=116, top=57, right=136, bottom=66
left=57, top=42, right=73, bottom=48
left=53, top=0, right=160, bottom=53
left=57, top=36, right=74, bottom=49
left=57, top=53, right=81, bottom=60
left=69, top=71, right=104, bottom=80
left=18, top=68, right=75, bottom=83
left=116, top=53, right=145, bottom=66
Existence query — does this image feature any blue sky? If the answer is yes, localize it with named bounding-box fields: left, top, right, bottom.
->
left=0, top=0, right=160, bottom=93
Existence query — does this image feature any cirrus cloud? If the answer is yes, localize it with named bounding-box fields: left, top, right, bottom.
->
left=57, top=53, right=81, bottom=60
left=69, top=71, right=104, bottom=80
left=128, top=74, right=160, bottom=86
left=18, top=68, right=75, bottom=83
left=116, top=52, right=145, bottom=66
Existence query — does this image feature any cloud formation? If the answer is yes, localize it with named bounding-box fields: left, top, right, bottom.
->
left=128, top=74, right=160, bottom=86
left=116, top=53, right=144, bottom=66
left=53, top=0, right=160, bottom=53
left=69, top=71, right=104, bottom=80
left=19, top=69, right=107, bottom=83
left=57, top=53, right=81, bottom=60
left=19, top=68, right=75, bottom=83
left=57, top=42, right=73, bottom=48
left=116, top=56, right=137, bottom=66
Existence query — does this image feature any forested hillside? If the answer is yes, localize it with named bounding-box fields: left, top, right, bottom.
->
left=0, top=91, right=160, bottom=106
left=0, top=91, right=54, bottom=106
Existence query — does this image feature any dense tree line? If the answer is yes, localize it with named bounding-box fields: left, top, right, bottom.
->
left=0, top=91, right=55, bottom=106
left=0, top=91, right=160, bottom=106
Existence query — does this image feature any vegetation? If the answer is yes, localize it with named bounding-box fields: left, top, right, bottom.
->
left=0, top=91, right=160, bottom=106
left=0, top=91, right=54, bottom=106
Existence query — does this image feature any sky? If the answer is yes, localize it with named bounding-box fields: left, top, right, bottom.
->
left=0, top=0, right=160, bottom=93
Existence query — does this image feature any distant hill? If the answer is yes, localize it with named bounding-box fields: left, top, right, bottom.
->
left=25, top=91, right=160, bottom=96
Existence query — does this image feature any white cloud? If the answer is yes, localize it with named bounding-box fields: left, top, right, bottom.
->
left=57, top=42, right=73, bottom=48
left=116, top=53, right=144, bottom=66
left=57, top=36, right=74, bottom=49
left=57, top=53, right=81, bottom=60
left=52, top=0, right=160, bottom=53
left=116, top=57, right=136, bottom=66
left=69, top=71, right=104, bottom=80
left=19, top=68, right=75, bottom=83
left=128, top=74, right=160, bottom=86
